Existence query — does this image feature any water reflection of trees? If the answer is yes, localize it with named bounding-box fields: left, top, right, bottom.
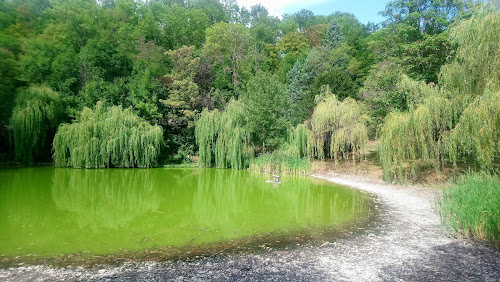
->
left=0, top=167, right=371, bottom=258
left=51, top=168, right=160, bottom=230
left=0, top=168, right=54, bottom=231
left=192, top=169, right=370, bottom=239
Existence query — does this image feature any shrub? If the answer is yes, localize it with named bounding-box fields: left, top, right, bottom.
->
left=249, top=144, right=311, bottom=175
left=436, top=173, right=500, bottom=247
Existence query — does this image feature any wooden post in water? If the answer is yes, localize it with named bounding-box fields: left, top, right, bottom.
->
left=266, top=175, right=282, bottom=185
left=273, top=175, right=280, bottom=183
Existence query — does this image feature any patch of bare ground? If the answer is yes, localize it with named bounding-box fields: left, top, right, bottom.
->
left=312, top=140, right=470, bottom=186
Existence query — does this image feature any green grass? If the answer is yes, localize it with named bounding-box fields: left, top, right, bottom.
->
left=436, top=172, right=500, bottom=247
left=162, top=163, right=198, bottom=168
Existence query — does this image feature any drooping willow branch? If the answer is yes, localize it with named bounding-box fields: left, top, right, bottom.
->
left=10, top=85, right=62, bottom=163
left=378, top=94, right=455, bottom=182
left=308, top=87, right=369, bottom=163
left=378, top=7, right=500, bottom=182
left=53, top=101, right=163, bottom=168
left=195, top=100, right=253, bottom=169
left=288, top=123, right=310, bottom=159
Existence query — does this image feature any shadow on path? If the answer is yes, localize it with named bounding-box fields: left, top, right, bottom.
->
left=379, top=241, right=500, bottom=281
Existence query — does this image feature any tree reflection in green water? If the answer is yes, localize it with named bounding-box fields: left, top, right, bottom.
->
left=52, top=168, right=160, bottom=230
left=193, top=169, right=370, bottom=240
left=0, top=167, right=372, bottom=259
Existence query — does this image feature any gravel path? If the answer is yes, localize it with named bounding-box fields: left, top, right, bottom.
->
left=1, top=173, right=499, bottom=281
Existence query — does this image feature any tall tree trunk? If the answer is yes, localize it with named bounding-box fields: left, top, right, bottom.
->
left=232, top=46, right=237, bottom=87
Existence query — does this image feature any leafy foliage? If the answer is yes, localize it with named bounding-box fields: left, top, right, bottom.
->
left=311, top=66, right=358, bottom=100
left=450, top=88, right=500, bottom=170
left=377, top=3, right=500, bottom=181
left=289, top=123, right=311, bottom=159
left=440, top=5, right=500, bottom=96
left=162, top=46, right=202, bottom=128
left=203, top=22, right=250, bottom=88
left=53, top=102, right=163, bottom=168
left=361, top=61, right=406, bottom=124
left=243, top=72, right=290, bottom=152
left=10, top=86, right=62, bottom=163
left=305, top=24, right=329, bottom=47
left=195, top=100, right=253, bottom=169
left=436, top=173, right=500, bottom=246
left=309, top=87, right=369, bottom=163
left=378, top=95, right=454, bottom=182
left=287, top=60, right=315, bottom=125
left=373, top=0, right=471, bottom=82
left=249, top=146, right=311, bottom=175
left=161, top=5, right=210, bottom=50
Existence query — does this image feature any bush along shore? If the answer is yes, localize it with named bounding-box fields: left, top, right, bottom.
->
left=437, top=173, right=500, bottom=247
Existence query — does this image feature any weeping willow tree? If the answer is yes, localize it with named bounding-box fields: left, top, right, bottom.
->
left=378, top=4, right=500, bottom=182
left=10, top=85, right=62, bottom=163
left=195, top=100, right=253, bottom=169
left=53, top=101, right=163, bottom=168
left=443, top=3, right=500, bottom=170
left=449, top=87, right=500, bottom=170
left=440, top=4, right=500, bottom=97
left=378, top=94, right=456, bottom=181
left=308, top=86, right=369, bottom=163
left=288, top=123, right=311, bottom=159
left=379, top=82, right=499, bottom=182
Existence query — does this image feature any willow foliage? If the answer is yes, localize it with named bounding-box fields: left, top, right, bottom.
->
left=195, top=100, right=253, bottom=169
left=53, top=101, right=163, bottom=168
left=378, top=6, right=500, bottom=182
left=10, top=86, right=62, bottom=163
left=449, top=87, right=500, bottom=170
left=378, top=83, right=499, bottom=182
left=440, top=4, right=500, bottom=96
left=288, top=123, right=311, bottom=159
left=378, top=94, right=456, bottom=181
left=249, top=147, right=311, bottom=175
left=309, top=87, right=368, bottom=163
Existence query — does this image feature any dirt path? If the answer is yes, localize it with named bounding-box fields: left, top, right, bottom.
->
left=1, top=173, right=499, bottom=281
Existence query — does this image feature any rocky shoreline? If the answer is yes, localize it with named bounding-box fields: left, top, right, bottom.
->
left=1, top=173, right=499, bottom=281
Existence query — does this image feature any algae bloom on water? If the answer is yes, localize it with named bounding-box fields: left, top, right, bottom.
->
left=0, top=167, right=374, bottom=265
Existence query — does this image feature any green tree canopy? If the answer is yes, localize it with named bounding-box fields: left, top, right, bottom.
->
left=203, top=22, right=251, bottom=89
left=308, top=86, right=368, bottom=163
left=377, top=3, right=500, bottom=181
left=372, top=0, right=472, bottom=82
left=53, top=101, right=163, bottom=168
left=10, top=85, right=62, bottom=163
left=195, top=99, right=252, bottom=169
left=242, top=72, right=290, bottom=152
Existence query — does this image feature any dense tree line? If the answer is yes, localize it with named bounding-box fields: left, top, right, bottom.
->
left=1, top=0, right=497, bottom=174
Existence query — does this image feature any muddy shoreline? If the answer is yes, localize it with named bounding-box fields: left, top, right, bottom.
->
left=1, top=173, right=499, bottom=281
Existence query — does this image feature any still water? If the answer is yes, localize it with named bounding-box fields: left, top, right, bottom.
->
left=0, top=167, right=373, bottom=264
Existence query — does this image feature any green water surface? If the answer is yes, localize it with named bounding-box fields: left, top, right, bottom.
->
left=0, top=167, right=372, bottom=263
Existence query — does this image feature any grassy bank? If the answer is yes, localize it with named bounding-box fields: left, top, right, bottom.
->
left=249, top=152, right=311, bottom=175
left=436, top=172, right=500, bottom=247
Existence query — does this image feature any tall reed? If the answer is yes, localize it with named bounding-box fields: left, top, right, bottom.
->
left=436, top=172, right=500, bottom=247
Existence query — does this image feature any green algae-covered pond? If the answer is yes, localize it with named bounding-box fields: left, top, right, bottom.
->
left=0, top=167, right=374, bottom=266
